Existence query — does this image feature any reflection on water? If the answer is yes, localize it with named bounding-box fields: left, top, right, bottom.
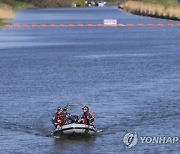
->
left=54, top=136, right=96, bottom=148
left=54, top=136, right=97, bottom=154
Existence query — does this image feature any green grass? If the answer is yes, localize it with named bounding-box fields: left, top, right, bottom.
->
left=0, top=20, right=3, bottom=26
left=142, top=0, right=179, bottom=5
left=0, top=20, right=8, bottom=26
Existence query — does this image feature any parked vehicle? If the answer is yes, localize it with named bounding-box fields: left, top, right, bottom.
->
left=97, top=1, right=106, bottom=7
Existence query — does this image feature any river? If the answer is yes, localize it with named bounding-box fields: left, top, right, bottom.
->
left=0, top=6, right=179, bottom=154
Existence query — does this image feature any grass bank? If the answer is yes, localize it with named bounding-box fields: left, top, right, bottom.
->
left=119, top=0, right=180, bottom=20
left=142, top=0, right=179, bottom=6
left=0, top=4, right=14, bottom=20
left=0, top=1, right=34, bottom=26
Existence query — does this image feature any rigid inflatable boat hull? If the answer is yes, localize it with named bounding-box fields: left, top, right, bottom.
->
left=53, top=123, right=97, bottom=137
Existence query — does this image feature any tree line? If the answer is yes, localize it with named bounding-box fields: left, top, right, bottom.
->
left=0, top=0, right=85, bottom=7
left=0, top=0, right=180, bottom=7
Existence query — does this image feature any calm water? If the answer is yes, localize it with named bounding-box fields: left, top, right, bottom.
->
left=0, top=7, right=180, bottom=154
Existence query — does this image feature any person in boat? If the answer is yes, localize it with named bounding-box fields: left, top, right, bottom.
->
left=63, top=107, right=79, bottom=123
left=62, top=107, right=71, bottom=123
left=56, top=112, right=67, bottom=129
left=56, top=108, right=67, bottom=129
left=52, top=107, right=62, bottom=127
left=52, top=107, right=66, bottom=128
left=79, top=106, right=94, bottom=125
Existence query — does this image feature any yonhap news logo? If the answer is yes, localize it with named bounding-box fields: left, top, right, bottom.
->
left=123, top=132, right=138, bottom=148
left=123, top=132, right=179, bottom=148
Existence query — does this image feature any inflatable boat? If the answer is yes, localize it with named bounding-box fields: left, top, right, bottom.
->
left=52, top=104, right=98, bottom=137
left=53, top=123, right=97, bottom=137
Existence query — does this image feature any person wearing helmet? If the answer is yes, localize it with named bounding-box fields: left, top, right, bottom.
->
left=56, top=108, right=67, bottom=129
left=52, top=107, right=66, bottom=128
left=62, top=107, right=71, bottom=123
left=63, top=107, right=78, bottom=124
left=63, top=107, right=68, bottom=116
left=79, top=106, right=94, bottom=125
left=52, top=107, right=62, bottom=127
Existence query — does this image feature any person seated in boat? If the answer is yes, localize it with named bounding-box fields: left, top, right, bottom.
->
left=56, top=108, right=67, bottom=129
left=63, top=107, right=79, bottom=123
left=79, top=106, right=94, bottom=125
left=62, top=107, right=71, bottom=123
left=52, top=107, right=62, bottom=127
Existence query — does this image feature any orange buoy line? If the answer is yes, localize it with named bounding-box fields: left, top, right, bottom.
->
left=158, top=23, right=164, bottom=27
left=147, top=23, right=154, bottom=27
left=127, top=24, right=133, bottom=27
left=1, top=23, right=180, bottom=28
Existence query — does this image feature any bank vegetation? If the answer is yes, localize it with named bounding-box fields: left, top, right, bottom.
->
left=0, top=0, right=85, bottom=25
left=119, top=0, right=180, bottom=20
left=0, top=3, right=14, bottom=25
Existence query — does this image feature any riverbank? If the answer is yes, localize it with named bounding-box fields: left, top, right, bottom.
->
left=0, top=2, right=34, bottom=25
left=119, top=0, right=180, bottom=21
left=0, top=4, right=14, bottom=20
left=0, top=4, right=14, bottom=25
left=0, top=0, right=85, bottom=25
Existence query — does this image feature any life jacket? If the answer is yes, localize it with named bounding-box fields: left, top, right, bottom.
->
left=82, top=111, right=94, bottom=125
left=56, top=113, right=66, bottom=126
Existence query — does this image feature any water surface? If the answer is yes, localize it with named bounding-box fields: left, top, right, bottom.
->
left=0, top=6, right=180, bottom=154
